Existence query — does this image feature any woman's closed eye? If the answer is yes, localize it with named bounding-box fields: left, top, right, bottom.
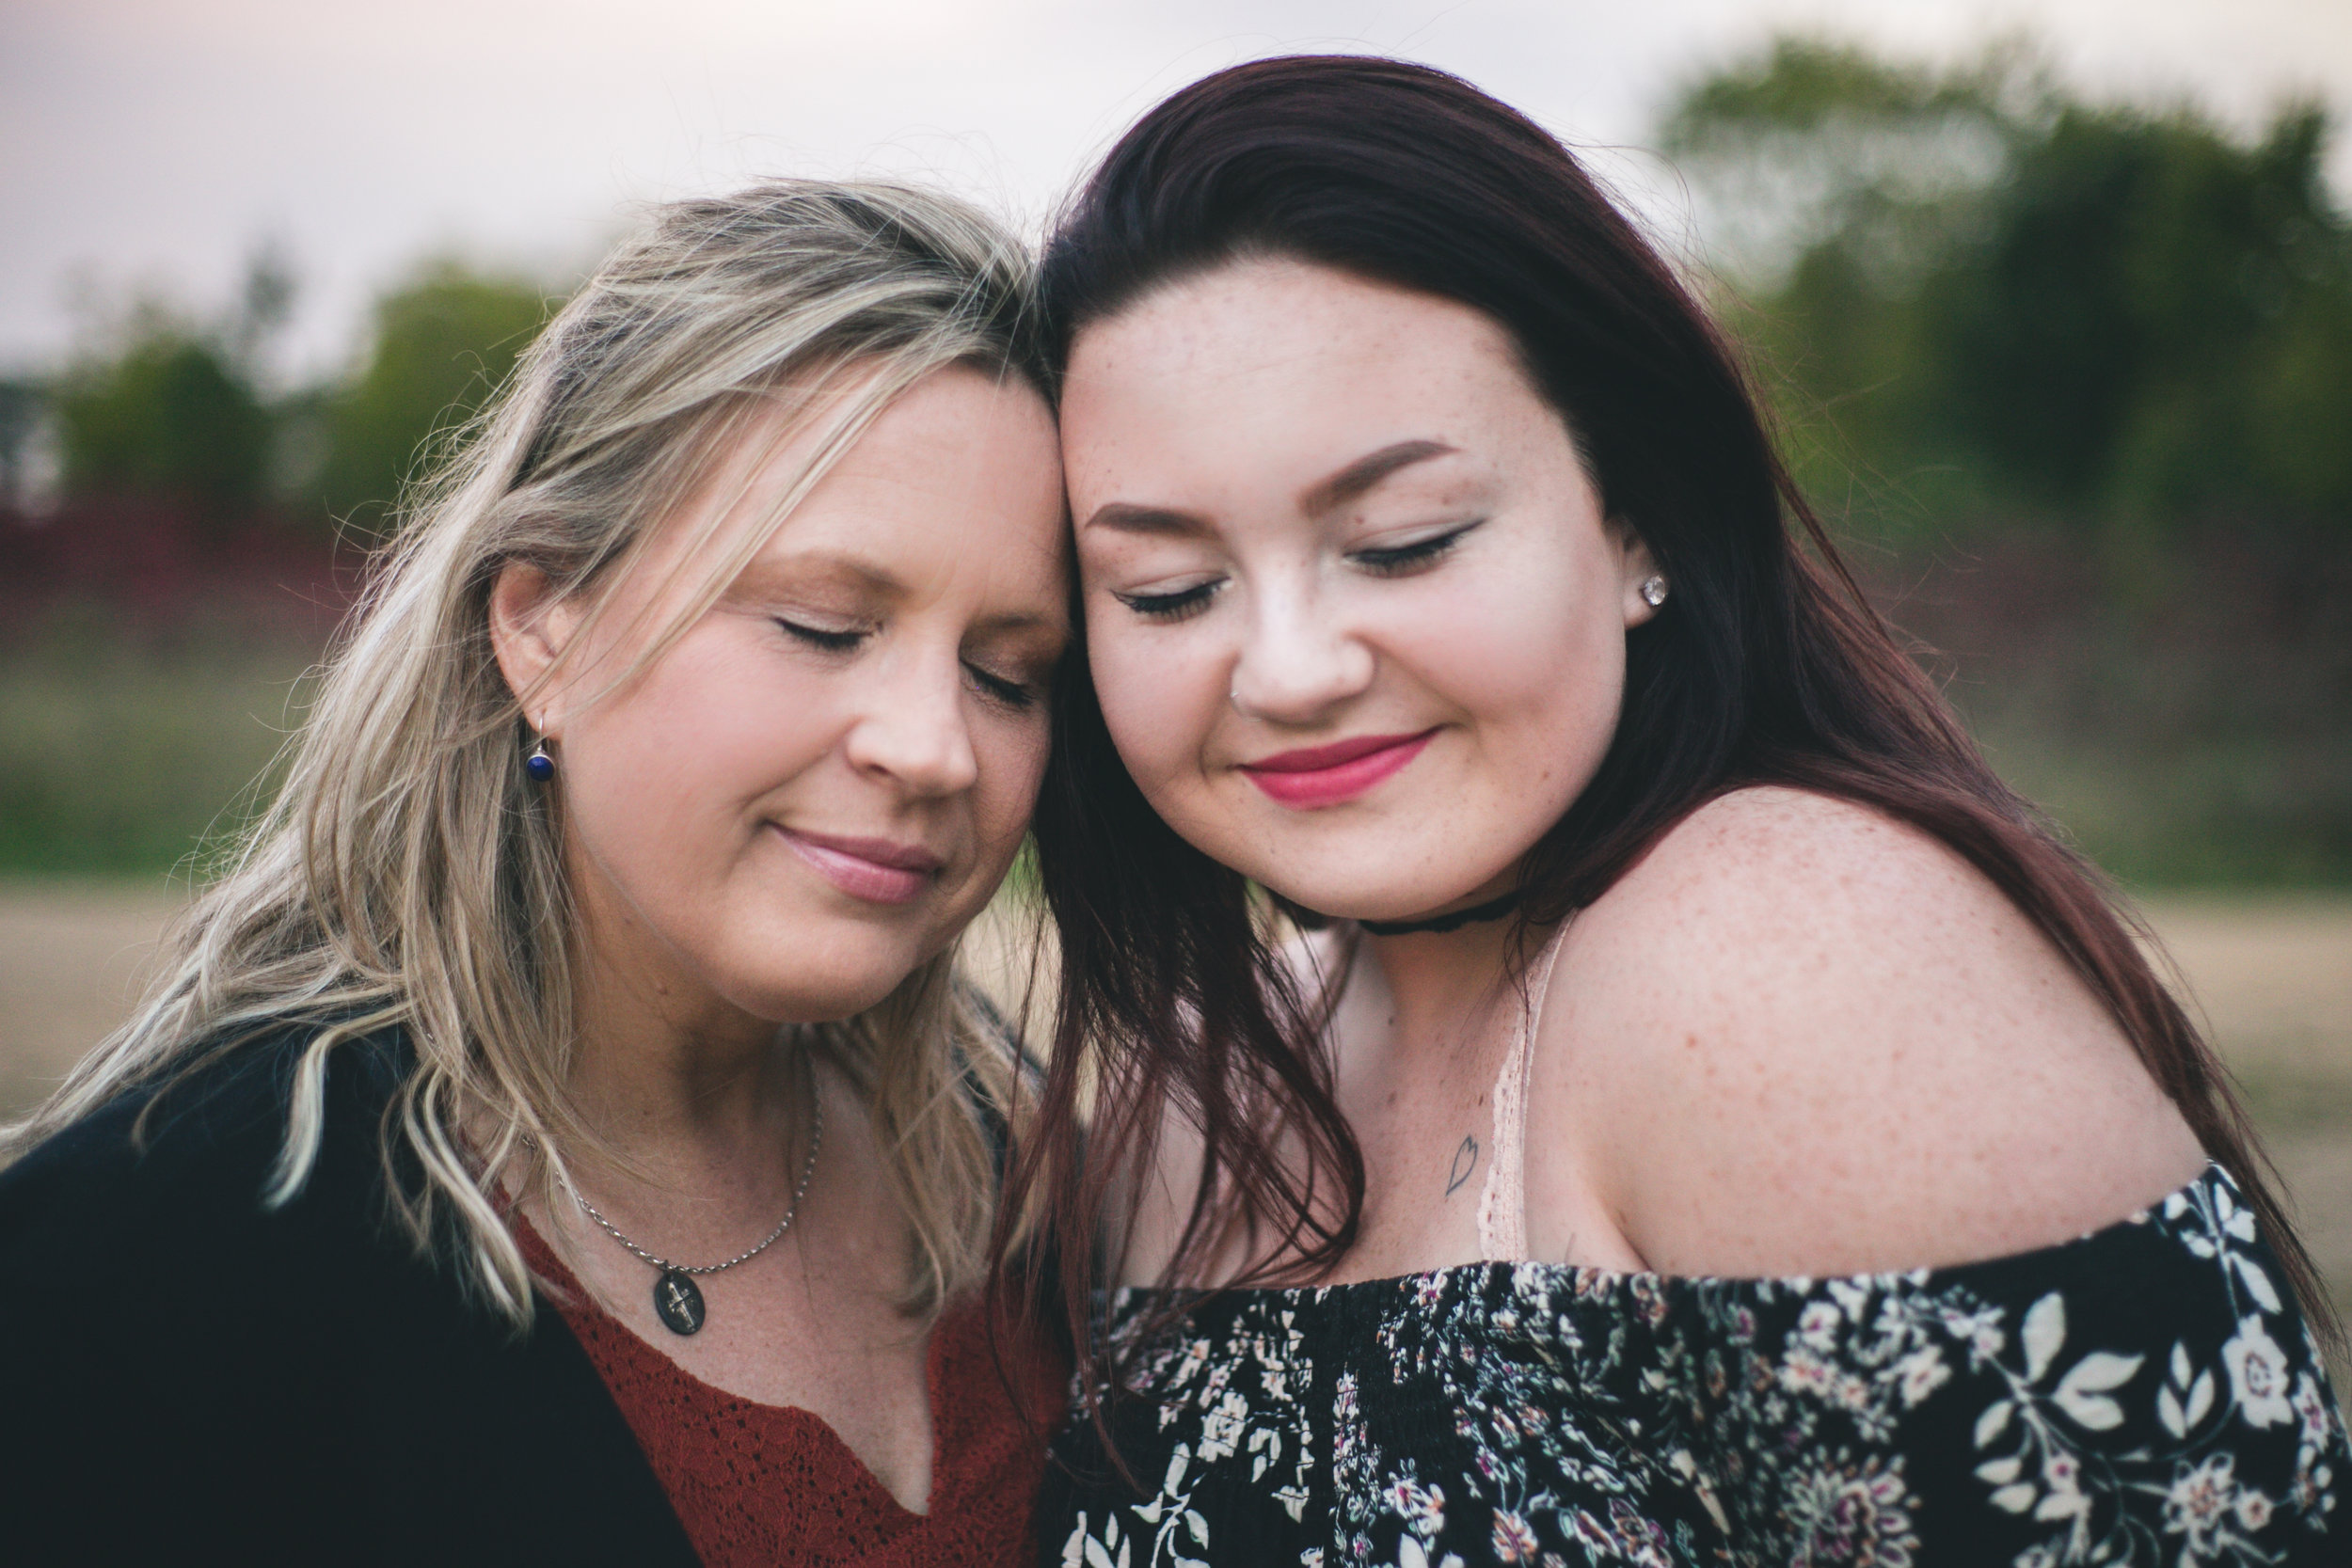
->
left=777, top=616, right=867, bottom=654
left=964, top=659, right=1042, bottom=710
left=1104, top=521, right=1481, bottom=621
left=1348, top=519, right=1483, bottom=577
left=1112, top=578, right=1224, bottom=623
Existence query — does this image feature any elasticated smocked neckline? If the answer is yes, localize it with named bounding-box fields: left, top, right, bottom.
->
left=1052, top=1162, right=2348, bottom=1568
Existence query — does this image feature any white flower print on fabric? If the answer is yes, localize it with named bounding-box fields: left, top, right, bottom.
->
left=2223, top=1317, right=2296, bottom=1429
left=1041, top=1166, right=2349, bottom=1567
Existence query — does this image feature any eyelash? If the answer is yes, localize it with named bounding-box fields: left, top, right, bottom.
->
left=1111, top=522, right=1482, bottom=622
left=778, top=618, right=865, bottom=654
left=1113, top=580, right=1221, bottom=624
left=1351, top=521, right=1480, bottom=575
left=965, top=662, right=1040, bottom=710
left=779, top=619, right=1040, bottom=711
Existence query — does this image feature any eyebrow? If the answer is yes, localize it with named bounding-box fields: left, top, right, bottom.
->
left=732, top=548, right=904, bottom=599
left=735, top=549, right=1064, bottom=634
left=968, top=608, right=1068, bottom=637
left=1081, top=500, right=1208, bottom=537
left=1298, top=439, right=1458, bottom=515
left=1079, top=438, right=1460, bottom=536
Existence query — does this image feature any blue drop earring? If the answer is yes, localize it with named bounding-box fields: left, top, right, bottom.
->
left=525, top=734, right=555, bottom=783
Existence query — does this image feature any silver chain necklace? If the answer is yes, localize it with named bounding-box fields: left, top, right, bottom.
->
left=574, top=1085, right=823, bottom=1337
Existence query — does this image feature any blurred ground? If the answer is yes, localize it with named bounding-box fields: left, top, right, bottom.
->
left=2139, top=896, right=2352, bottom=1323
left=0, top=880, right=183, bottom=1115
left=4, top=880, right=2345, bottom=1350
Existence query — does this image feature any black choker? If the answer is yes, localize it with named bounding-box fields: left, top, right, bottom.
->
left=1359, top=891, right=1521, bottom=937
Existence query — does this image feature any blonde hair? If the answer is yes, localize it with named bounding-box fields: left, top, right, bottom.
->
left=4, top=181, right=1045, bottom=1324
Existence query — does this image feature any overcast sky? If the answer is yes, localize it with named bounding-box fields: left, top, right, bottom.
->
left=7, top=0, right=2347, bottom=384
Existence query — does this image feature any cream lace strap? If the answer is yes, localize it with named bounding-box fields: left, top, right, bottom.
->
left=1475, top=927, right=1569, bottom=1261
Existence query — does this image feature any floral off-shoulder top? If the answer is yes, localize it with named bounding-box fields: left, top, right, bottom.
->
left=1043, top=1164, right=2347, bottom=1567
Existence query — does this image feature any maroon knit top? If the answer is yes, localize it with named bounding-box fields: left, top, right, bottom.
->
left=516, top=1219, right=1062, bottom=1567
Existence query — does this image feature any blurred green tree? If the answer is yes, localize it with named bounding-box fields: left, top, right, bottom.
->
left=1662, top=39, right=2352, bottom=888
left=310, top=263, right=550, bottom=528
left=1931, top=103, right=2349, bottom=525
left=48, top=246, right=297, bottom=521
left=53, top=323, right=271, bottom=519
left=1662, top=38, right=2352, bottom=537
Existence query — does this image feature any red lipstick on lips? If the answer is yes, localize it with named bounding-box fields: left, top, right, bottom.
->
left=774, top=828, right=943, bottom=905
left=1239, top=729, right=1438, bottom=809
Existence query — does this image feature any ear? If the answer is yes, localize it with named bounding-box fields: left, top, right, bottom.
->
left=487, top=562, right=579, bottom=735
left=1612, top=520, right=1665, bottom=629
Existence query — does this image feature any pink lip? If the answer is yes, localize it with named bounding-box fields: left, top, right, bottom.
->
left=1239, top=729, right=1438, bottom=809
left=773, top=828, right=944, bottom=905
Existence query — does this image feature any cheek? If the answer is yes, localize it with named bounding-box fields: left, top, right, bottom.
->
left=563, top=630, right=830, bottom=877
left=970, top=715, right=1053, bottom=859
left=1082, top=597, right=1227, bottom=801
left=1415, top=555, right=1625, bottom=746
left=1358, top=536, right=1628, bottom=868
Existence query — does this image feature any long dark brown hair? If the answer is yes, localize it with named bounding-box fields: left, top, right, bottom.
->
left=996, top=55, right=2339, bottom=1395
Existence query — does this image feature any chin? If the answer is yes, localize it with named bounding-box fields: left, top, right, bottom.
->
left=1258, top=870, right=1463, bottom=927
left=730, top=970, right=914, bottom=1026
left=1234, top=808, right=1536, bottom=925
left=721, top=933, right=934, bottom=1024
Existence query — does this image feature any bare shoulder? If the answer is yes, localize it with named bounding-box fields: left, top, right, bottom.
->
left=1525, top=786, right=2205, bottom=1277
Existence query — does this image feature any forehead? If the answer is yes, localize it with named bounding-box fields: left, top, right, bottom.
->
left=638, top=365, right=1067, bottom=609
left=779, top=367, right=1060, bottom=523
left=1058, top=259, right=1547, bottom=501
left=770, top=370, right=1065, bottom=592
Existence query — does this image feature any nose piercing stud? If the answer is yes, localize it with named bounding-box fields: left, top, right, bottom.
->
left=1639, top=575, right=1670, bottom=608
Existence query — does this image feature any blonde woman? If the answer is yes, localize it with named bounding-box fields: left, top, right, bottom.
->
left=0, top=183, right=1069, bottom=1566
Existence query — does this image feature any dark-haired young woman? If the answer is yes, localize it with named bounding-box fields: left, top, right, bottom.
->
left=1008, top=55, right=2350, bottom=1567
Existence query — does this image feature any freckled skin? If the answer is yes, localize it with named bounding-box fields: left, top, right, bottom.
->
left=1066, top=261, right=2204, bottom=1288
left=1062, top=261, right=1658, bottom=926
left=1539, top=788, right=2204, bottom=1277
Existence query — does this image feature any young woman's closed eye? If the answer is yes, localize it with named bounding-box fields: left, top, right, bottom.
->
left=1107, top=520, right=1485, bottom=621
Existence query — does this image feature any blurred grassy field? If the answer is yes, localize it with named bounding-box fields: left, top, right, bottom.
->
left=0, top=616, right=316, bottom=876
left=5, top=881, right=2345, bottom=1361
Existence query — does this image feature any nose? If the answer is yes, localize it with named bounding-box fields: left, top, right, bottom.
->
left=842, top=642, right=979, bottom=798
left=1227, top=577, right=1375, bottom=725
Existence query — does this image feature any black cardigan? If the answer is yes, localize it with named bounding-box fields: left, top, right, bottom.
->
left=0, top=1029, right=699, bottom=1566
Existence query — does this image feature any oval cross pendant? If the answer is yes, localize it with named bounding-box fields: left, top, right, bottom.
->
left=653, top=1269, right=706, bottom=1336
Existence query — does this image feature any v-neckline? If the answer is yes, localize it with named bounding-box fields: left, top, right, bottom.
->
left=512, top=1210, right=945, bottom=1520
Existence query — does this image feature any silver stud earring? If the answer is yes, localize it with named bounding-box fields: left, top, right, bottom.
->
left=1639, top=575, right=1670, bottom=609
